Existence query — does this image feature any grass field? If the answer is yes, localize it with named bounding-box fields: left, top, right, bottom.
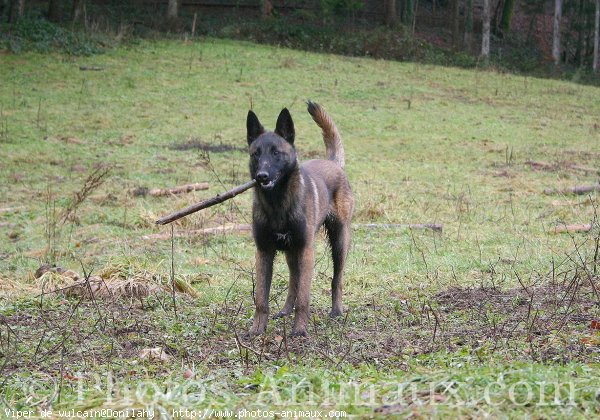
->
left=1, top=39, right=600, bottom=417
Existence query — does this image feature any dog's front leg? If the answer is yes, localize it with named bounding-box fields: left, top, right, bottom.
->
left=273, top=251, right=300, bottom=319
left=291, top=244, right=315, bottom=337
left=248, top=247, right=275, bottom=337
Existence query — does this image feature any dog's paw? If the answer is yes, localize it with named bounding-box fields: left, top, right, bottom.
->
left=329, top=308, right=343, bottom=318
left=290, top=328, right=308, bottom=338
left=273, top=310, right=291, bottom=319
left=244, top=328, right=262, bottom=340
left=246, top=317, right=267, bottom=339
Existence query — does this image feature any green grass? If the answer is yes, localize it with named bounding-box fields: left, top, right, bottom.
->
left=1, top=38, right=600, bottom=417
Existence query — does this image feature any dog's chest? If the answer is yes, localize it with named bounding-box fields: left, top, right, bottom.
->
left=268, top=214, right=303, bottom=249
left=253, top=209, right=307, bottom=251
left=273, top=230, right=293, bottom=249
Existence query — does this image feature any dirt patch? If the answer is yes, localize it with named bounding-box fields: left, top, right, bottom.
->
left=169, top=139, right=246, bottom=154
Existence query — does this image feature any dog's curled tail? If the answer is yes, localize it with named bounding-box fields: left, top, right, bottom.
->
left=307, top=101, right=345, bottom=169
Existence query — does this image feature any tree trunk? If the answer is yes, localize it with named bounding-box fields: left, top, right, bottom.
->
left=72, top=0, right=84, bottom=24
left=500, top=0, right=515, bottom=36
left=48, top=0, right=60, bottom=22
left=552, top=0, right=562, bottom=65
left=594, top=0, right=599, bottom=71
left=411, top=0, right=418, bottom=35
left=384, top=0, right=397, bottom=26
left=402, top=0, right=414, bottom=25
left=482, top=0, right=491, bottom=61
left=167, top=0, right=178, bottom=20
left=261, top=0, right=272, bottom=18
left=8, top=0, right=24, bottom=23
left=464, top=0, right=473, bottom=50
left=526, top=13, right=537, bottom=43
left=451, top=0, right=460, bottom=49
left=575, top=0, right=584, bottom=66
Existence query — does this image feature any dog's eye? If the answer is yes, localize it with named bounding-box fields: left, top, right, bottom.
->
left=252, top=149, right=260, bottom=158
left=272, top=150, right=279, bottom=157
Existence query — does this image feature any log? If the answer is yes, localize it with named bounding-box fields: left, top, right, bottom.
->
left=149, top=182, right=210, bottom=197
left=553, top=224, right=593, bottom=234
left=567, top=164, right=599, bottom=175
left=526, top=160, right=556, bottom=171
left=156, top=180, right=257, bottom=225
left=143, top=224, right=252, bottom=240
left=79, top=66, right=104, bottom=71
left=0, top=206, right=23, bottom=214
left=526, top=160, right=599, bottom=175
left=544, top=184, right=600, bottom=195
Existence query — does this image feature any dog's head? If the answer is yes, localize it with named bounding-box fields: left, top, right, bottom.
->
left=246, top=108, right=298, bottom=191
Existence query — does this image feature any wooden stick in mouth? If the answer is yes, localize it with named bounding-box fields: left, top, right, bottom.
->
left=155, top=179, right=257, bottom=225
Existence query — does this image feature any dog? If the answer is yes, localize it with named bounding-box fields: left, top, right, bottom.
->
left=245, top=101, right=354, bottom=337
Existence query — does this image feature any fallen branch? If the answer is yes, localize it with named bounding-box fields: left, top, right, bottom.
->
left=0, top=207, right=23, bottom=214
left=544, top=185, right=600, bottom=196
left=567, top=164, right=599, bottom=175
left=356, top=223, right=443, bottom=232
left=553, top=224, right=593, bottom=234
left=526, top=160, right=556, bottom=171
left=79, top=66, right=104, bottom=71
left=149, top=182, right=209, bottom=197
left=526, top=160, right=599, bottom=176
left=156, top=180, right=256, bottom=225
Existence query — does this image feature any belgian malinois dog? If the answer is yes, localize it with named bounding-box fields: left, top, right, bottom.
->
left=246, top=102, right=354, bottom=337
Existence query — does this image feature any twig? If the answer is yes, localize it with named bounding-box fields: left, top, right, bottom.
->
left=170, top=225, right=178, bottom=320
left=156, top=179, right=256, bottom=225
left=61, top=166, right=111, bottom=224
left=80, top=264, right=103, bottom=321
left=234, top=330, right=261, bottom=356
left=259, top=334, right=267, bottom=365
left=36, top=98, right=42, bottom=129
left=553, top=224, right=593, bottom=234
left=428, top=303, right=440, bottom=347
left=333, top=339, right=353, bottom=369
left=282, top=318, right=291, bottom=364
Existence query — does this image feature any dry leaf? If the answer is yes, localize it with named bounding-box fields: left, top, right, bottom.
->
left=580, top=336, right=600, bottom=346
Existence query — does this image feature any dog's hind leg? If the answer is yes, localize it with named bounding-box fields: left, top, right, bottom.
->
left=248, top=248, right=275, bottom=337
left=326, top=218, right=351, bottom=318
left=273, top=251, right=299, bottom=319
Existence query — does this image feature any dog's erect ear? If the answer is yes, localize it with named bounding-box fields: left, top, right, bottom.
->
left=247, top=110, right=265, bottom=145
left=274, top=108, right=295, bottom=145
